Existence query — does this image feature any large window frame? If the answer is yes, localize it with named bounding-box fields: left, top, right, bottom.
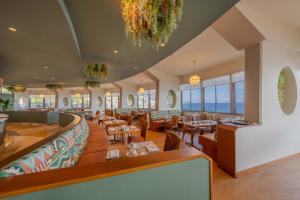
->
left=181, top=71, right=244, bottom=115
left=138, top=89, right=156, bottom=110
left=71, top=94, right=90, bottom=109
left=29, top=95, right=56, bottom=109
left=105, top=93, right=120, bottom=110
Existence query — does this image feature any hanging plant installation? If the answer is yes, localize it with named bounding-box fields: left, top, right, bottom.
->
left=121, top=0, right=184, bottom=49
left=45, top=83, right=63, bottom=92
left=278, top=70, right=286, bottom=106
left=7, top=86, right=26, bottom=93
left=86, top=63, right=109, bottom=79
left=85, top=80, right=100, bottom=88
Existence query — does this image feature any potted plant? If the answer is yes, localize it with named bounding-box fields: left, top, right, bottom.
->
left=0, top=98, right=13, bottom=111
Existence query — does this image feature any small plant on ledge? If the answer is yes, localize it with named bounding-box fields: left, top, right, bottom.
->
left=86, top=63, right=109, bottom=79
left=85, top=80, right=100, bottom=88
left=45, top=83, right=63, bottom=92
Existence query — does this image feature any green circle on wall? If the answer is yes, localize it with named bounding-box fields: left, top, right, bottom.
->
left=278, top=67, right=297, bottom=115
left=127, top=94, right=135, bottom=107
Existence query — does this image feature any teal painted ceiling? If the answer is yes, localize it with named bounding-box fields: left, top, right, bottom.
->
left=0, top=0, right=239, bottom=87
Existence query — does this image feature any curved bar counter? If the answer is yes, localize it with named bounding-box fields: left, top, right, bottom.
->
left=0, top=111, right=89, bottom=178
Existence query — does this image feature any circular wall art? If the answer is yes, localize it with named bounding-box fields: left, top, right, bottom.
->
left=98, top=96, right=103, bottom=106
left=63, top=97, right=69, bottom=107
left=127, top=94, right=135, bottom=107
left=18, top=97, right=26, bottom=109
left=166, top=90, right=177, bottom=108
left=278, top=67, right=297, bottom=115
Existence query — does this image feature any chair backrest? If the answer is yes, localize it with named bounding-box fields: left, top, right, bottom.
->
left=127, top=115, right=133, bottom=125
left=95, top=110, right=100, bottom=115
left=164, top=131, right=181, bottom=151
left=171, top=115, right=179, bottom=126
left=206, top=113, right=213, bottom=120
left=183, top=115, right=193, bottom=122
left=192, top=115, right=200, bottom=121
left=140, top=119, right=148, bottom=140
left=200, top=112, right=208, bottom=120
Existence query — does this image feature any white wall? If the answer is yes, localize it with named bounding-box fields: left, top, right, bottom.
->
left=236, top=40, right=300, bottom=172
left=117, top=82, right=138, bottom=109
left=148, top=68, right=181, bottom=110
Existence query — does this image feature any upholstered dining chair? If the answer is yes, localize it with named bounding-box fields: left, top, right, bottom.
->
left=164, top=131, right=182, bottom=151
left=127, top=115, right=133, bottom=126
left=200, top=112, right=208, bottom=120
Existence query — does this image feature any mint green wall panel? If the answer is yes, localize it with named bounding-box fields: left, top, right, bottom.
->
left=4, top=158, right=210, bottom=200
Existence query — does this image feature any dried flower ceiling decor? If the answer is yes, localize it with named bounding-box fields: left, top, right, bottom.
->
left=45, top=83, right=63, bottom=92
left=7, top=86, right=27, bottom=93
left=85, top=80, right=100, bottom=88
left=86, top=63, right=109, bottom=79
left=121, top=0, right=184, bottom=49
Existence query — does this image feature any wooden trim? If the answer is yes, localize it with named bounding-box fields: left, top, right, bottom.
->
left=0, top=148, right=212, bottom=199
left=236, top=152, right=300, bottom=178
left=0, top=113, right=81, bottom=168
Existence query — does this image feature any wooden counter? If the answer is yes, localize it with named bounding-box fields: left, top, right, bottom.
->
left=217, top=123, right=257, bottom=178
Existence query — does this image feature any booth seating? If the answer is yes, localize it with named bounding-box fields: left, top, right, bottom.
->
left=0, top=118, right=89, bottom=178
left=149, top=110, right=182, bottom=132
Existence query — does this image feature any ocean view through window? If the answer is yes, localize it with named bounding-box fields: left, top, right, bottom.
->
left=181, top=71, right=244, bottom=115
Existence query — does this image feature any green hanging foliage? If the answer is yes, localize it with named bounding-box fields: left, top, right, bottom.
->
left=85, top=80, right=100, bottom=88
left=278, top=70, right=286, bottom=106
left=121, top=0, right=184, bottom=49
left=86, top=63, right=109, bottom=79
left=45, top=83, right=63, bottom=91
left=7, top=86, right=26, bottom=93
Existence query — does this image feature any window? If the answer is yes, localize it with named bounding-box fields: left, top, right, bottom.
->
left=105, top=93, right=119, bottom=110
left=181, top=85, right=201, bottom=112
left=181, top=71, right=245, bottom=115
left=29, top=95, right=56, bottom=109
left=182, top=90, right=191, bottom=111
left=138, top=95, right=144, bottom=109
left=30, top=96, right=44, bottom=109
left=204, top=87, right=215, bottom=112
left=105, top=96, right=112, bottom=110
left=138, top=90, right=156, bottom=109
left=191, top=88, right=201, bottom=111
left=45, top=96, right=55, bottom=109
left=71, top=94, right=90, bottom=109
left=150, top=90, right=156, bottom=109
left=112, top=96, right=119, bottom=109
left=232, top=71, right=245, bottom=115
left=216, top=84, right=230, bottom=113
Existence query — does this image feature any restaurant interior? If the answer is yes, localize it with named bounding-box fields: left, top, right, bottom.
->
left=0, top=0, right=300, bottom=199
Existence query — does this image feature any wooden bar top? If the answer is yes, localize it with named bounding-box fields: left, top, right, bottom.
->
left=0, top=147, right=210, bottom=199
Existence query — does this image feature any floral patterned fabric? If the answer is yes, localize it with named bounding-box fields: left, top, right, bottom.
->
left=0, top=118, right=89, bottom=179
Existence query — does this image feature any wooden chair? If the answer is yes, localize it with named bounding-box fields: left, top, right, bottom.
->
left=164, top=131, right=182, bottom=151
left=128, top=119, right=148, bottom=143
left=200, top=112, right=208, bottom=120
left=127, top=115, right=133, bottom=126
left=165, top=116, right=179, bottom=131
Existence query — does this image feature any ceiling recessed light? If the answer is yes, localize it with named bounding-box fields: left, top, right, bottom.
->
left=51, top=76, right=56, bottom=80
left=8, top=26, right=16, bottom=32
left=160, top=43, right=165, bottom=47
left=43, top=66, right=48, bottom=69
left=134, top=66, right=138, bottom=70
left=113, top=50, right=118, bottom=54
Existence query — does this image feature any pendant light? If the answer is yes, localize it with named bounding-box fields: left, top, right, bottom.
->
left=189, top=60, right=200, bottom=86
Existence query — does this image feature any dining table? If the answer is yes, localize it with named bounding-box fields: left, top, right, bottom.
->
left=181, top=120, right=218, bottom=146
left=106, top=141, right=160, bottom=160
left=97, top=115, right=116, bottom=126
left=107, top=125, right=140, bottom=144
